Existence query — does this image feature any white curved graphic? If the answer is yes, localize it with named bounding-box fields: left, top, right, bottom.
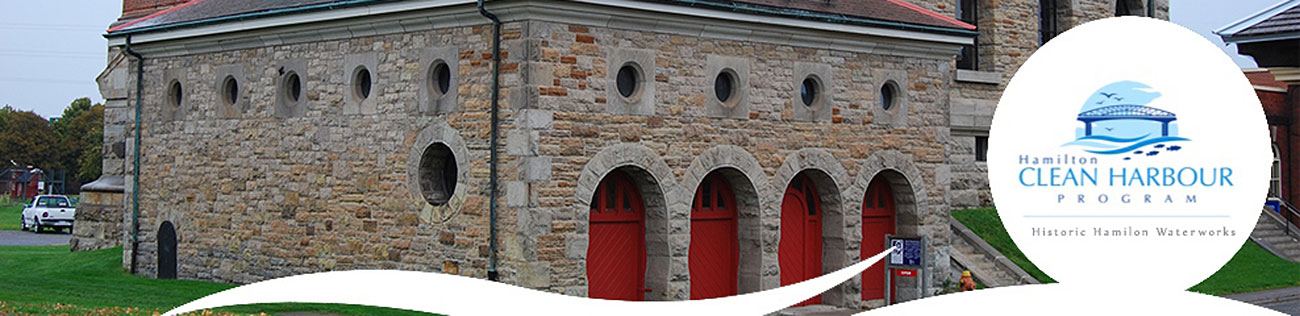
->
left=858, top=284, right=1285, bottom=316
left=162, top=247, right=895, bottom=316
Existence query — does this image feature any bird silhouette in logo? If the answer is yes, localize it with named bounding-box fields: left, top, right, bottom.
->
left=1100, top=92, right=1117, bottom=98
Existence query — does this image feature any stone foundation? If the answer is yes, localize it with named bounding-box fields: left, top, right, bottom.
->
left=71, top=177, right=126, bottom=251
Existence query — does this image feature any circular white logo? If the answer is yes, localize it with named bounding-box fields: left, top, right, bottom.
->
left=989, top=17, right=1270, bottom=290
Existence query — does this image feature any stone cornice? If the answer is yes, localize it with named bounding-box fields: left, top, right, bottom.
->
left=1269, top=67, right=1300, bottom=86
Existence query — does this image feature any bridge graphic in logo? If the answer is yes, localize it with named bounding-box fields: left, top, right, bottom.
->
left=1063, top=81, right=1189, bottom=159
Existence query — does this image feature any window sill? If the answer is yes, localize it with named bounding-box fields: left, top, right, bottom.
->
left=956, top=69, right=1002, bottom=85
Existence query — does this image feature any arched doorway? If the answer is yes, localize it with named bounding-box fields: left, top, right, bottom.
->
left=861, top=177, right=896, bottom=301
left=780, top=173, right=823, bottom=306
left=690, top=172, right=738, bottom=299
left=157, top=221, right=178, bottom=279
left=587, top=170, right=646, bottom=301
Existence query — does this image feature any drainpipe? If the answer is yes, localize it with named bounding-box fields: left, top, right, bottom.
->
left=123, top=36, right=144, bottom=275
left=1146, top=0, right=1154, bottom=18
left=477, top=0, right=501, bottom=282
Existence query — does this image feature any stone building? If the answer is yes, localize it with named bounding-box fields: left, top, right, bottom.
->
left=75, top=0, right=1165, bottom=310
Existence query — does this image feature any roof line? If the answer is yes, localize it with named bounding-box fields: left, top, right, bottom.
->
left=107, top=0, right=210, bottom=33
left=883, top=0, right=975, bottom=30
left=106, top=0, right=394, bottom=36
left=1215, top=0, right=1300, bottom=38
left=652, top=0, right=978, bottom=36
left=108, top=0, right=979, bottom=38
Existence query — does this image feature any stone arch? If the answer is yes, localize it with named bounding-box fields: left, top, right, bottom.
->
left=147, top=206, right=189, bottom=279
left=772, top=148, right=851, bottom=305
left=849, top=150, right=927, bottom=236
left=681, top=145, right=772, bottom=295
left=846, top=149, right=929, bottom=306
left=406, top=119, right=472, bottom=225
left=575, top=143, right=683, bottom=300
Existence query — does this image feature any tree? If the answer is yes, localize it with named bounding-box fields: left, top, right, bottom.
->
left=0, top=105, right=14, bottom=135
left=52, top=97, right=93, bottom=139
left=46, top=98, right=105, bottom=183
left=0, top=98, right=105, bottom=184
left=61, top=104, right=104, bottom=182
left=0, top=110, right=58, bottom=171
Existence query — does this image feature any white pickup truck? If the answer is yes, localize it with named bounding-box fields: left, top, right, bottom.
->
left=21, top=195, right=75, bottom=233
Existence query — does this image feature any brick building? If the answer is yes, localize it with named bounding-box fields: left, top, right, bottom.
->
left=1219, top=0, right=1300, bottom=210
left=76, top=0, right=1165, bottom=309
left=1243, top=70, right=1293, bottom=206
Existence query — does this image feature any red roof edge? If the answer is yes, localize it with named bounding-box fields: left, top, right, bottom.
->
left=884, top=0, right=977, bottom=30
left=108, top=0, right=209, bottom=33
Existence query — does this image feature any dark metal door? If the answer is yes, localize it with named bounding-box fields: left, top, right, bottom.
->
left=157, top=221, right=177, bottom=279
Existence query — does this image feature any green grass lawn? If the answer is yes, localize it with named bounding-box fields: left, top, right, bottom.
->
left=951, top=208, right=1056, bottom=283
left=1, top=199, right=28, bottom=231
left=952, top=207, right=1300, bottom=295
left=1189, top=240, right=1300, bottom=295
left=0, top=245, right=439, bottom=315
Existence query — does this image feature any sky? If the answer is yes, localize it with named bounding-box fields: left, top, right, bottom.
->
left=0, top=1, right=121, bottom=119
left=0, top=0, right=1288, bottom=119
left=1169, top=0, right=1282, bottom=68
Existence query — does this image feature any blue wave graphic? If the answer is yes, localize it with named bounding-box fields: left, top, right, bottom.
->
left=1077, top=134, right=1150, bottom=143
left=1062, top=136, right=1189, bottom=155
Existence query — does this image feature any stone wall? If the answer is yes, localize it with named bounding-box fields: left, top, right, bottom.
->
left=505, top=20, right=956, bottom=307
left=75, top=47, right=134, bottom=255
left=124, top=23, right=513, bottom=283
left=110, top=13, right=959, bottom=308
left=70, top=188, right=125, bottom=251
left=903, top=0, right=1169, bottom=208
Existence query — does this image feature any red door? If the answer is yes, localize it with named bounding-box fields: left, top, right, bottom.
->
left=690, top=173, right=739, bottom=299
left=779, top=174, right=823, bottom=306
left=588, top=171, right=646, bottom=301
left=861, top=178, right=896, bottom=301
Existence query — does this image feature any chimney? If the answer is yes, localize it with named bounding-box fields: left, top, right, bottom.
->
left=119, top=0, right=191, bottom=22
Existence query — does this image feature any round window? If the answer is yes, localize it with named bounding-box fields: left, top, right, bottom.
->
left=715, top=70, right=737, bottom=104
left=221, top=76, right=239, bottom=106
left=881, top=81, right=898, bottom=110
left=616, top=64, right=640, bottom=99
left=431, top=61, right=451, bottom=97
left=353, top=66, right=372, bottom=100
left=419, top=143, right=458, bottom=206
left=800, top=76, right=820, bottom=107
left=284, top=72, right=302, bottom=103
left=167, top=81, right=183, bottom=108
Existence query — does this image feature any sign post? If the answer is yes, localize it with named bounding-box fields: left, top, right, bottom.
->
left=884, top=235, right=925, bottom=306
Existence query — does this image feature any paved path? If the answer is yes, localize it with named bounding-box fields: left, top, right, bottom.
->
left=1225, top=286, right=1300, bottom=315
left=0, top=230, right=71, bottom=246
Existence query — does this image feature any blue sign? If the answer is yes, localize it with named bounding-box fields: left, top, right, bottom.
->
left=887, top=236, right=924, bottom=267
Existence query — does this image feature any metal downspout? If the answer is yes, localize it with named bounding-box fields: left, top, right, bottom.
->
left=477, top=0, right=502, bottom=282
left=123, top=36, right=144, bottom=275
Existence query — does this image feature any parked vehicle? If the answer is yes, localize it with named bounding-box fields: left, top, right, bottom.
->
left=21, top=195, right=75, bottom=233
